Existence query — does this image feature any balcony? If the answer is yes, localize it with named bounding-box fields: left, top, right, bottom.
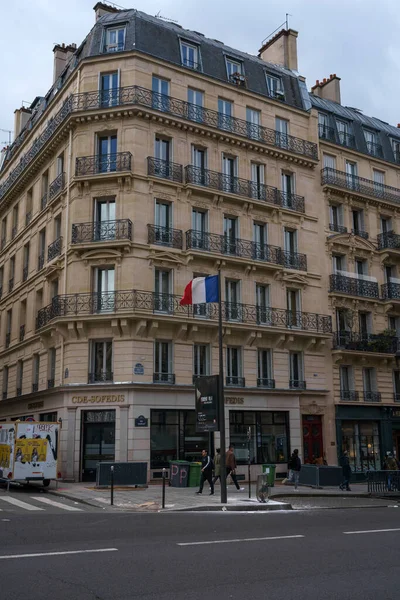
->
left=340, top=390, right=359, bottom=401
left=36, top=290, right=332, bottom=333
left=103, top=43, right=125, bottom=54
left=48, top=237, right=62, bottom=262
left=229, top=73, right=247, bottom=88
left=185, top=230, right=284, bottom=267
left=75, top=152, right=132, bottom=177
left=322, top=167, right=400, bottom=205
left=338, top=132, right=356, bottom=149
left=148, top=224, right=183, bottom=249
left=226, top=376, right=245, bottom=387
left=351, top=228, right=369, bottom=240
left=257, top=378, right=275, bottom=389
left=185, top=165, right=305, bottom=213
left=364, top=391, right=381, bottom=403
left=333, top=331, right=398, bottom=354
left=49, top=172, right=66, bottom=201
left=147, top=157, right=183, bottom=183
left=329, top=273, right=379, bottom=299
left=366, top=141, right=383, bottom=159
left=377, top=231, right=400, bottom=250
left=0, top=85, right=317, bottom=207
left=318, top=124, right=336, bottom=142
left=88, top=371, right=113, bottom=383
left=153, top=373, right=176, bottom=384
left=289, top=380, right=306, bottom=390
left=19, top=325, right=25, bottom=342
left=72, top=219, right=133, bottom=244
left=329, top=223, right=348, bottom=234
left=41, top=193, right=48, bottom=211
left=8, top=278, right=14, bottom=293
left=381, top=282, right=400, bottom=300
left=282, top=251, right=307, bottom=271
left=37, top=253, right=45, bottom=271
left=47, top=379, right=55, bottom=389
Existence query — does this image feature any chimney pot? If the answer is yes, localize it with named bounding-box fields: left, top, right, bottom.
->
left=397, top=124, right=400, bottom=128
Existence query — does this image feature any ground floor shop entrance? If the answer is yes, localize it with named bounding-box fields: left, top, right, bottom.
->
left=81, top=410, right=116, bottom=482
left=302, top=415, right=323, bottom=464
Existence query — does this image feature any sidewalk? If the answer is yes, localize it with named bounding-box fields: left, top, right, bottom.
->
left=46, top=480, right=374, bottom=512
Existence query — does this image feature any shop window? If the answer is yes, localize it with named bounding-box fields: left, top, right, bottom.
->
left=39, top=412, right=58, bottom=422
left=341, top=421, right=381, bottom=472
left=229, top=410, right=289, bottom=465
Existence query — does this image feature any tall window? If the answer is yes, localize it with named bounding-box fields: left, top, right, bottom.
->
left=246, top=108, right=261, bottom=140
left=251, top=163, right=265, bottom=200
left=380, top=216, right=392, bottom=234
left=257, top=349, right=273, bottom=387
left=225, top=279, right=240, bottom=320
left=351, top=209, right=365, bottom=237
left=152, top=76, right=170, bottom=111
left=226, top=57, right=243, bottom=78
left=364, top=129, right=379, bottom=155
left=94, top=197, right=116, bottom=241
left=281, top=171, right=295, bottom=207
left=188, top=89, right=204, bottom=122
left=289, top=352, right=304, bottom=388
left=218, top=98, right=233, bottom=131
left=154, top=269, right=171, bottom=313
left=191, top=209, right=208, bottom=249
left=1, top=217, right=7, bottom=249
left=98, top=135, right=117, bottom=172
left=154, top=200, right=173, bottom=245
left=16, top=360, right=23, bottom=396
left=104, top=27, right=125, bottom=52
left=154, top=341, right=174, bottom=383
left=287, top=288, right=301, bottom=327
left=363, top=367, right=378, bottom=402
left=393, top=370, right=400, bottom=402
left=56, top=152, right=64, bottom=176
left=2, top=366, right=8, bottom=399
left=12, top=204, right=18, bottom=239
left=318, top=113, right=330, bottom=138
left=266, top=74, right=284, bottom=99
left=20, top=299, right=26, bottom=342
left=41, top=171, right=49, bottom=209
left=332, top=254, right=346, bottom=273
left=193, top=345, right=210, bottom=378
left=93, top=267, right=115, bottom=313
left=223, top=215, right=238, bottom=255
left=373, top=169, right=385, bottom=196
left=284, top=228, right=298, bottom=268
left=392, top=138, right=400, bottom=162
left=181, top=41, right=200, bottom=69
left=100, top=72, right=119, bottom=107
left=48, top=348, right=56, bottom=388
left=222, top=154, right=238, bottom=193
left=0, top=266, right=3, bottom=297
left=9, top=255, right=15, bottom=292
left=276, top=117, right=289, bottom=148
left=337, top=121, right=351, bottom=146
left=32, top=354, right=40, bottom=392
left=329, top=204, right=344, bottom=232
left=5, top=309, right=12, bottom=348
left=23, top=242, right=30, bottom=282
left=253, top=222, right=268, bottom=260
left=340, top=366, right=355, bottom=401
left=90, top=340, right=113, bottom=383
left=345, top=160, right=358, bottom=189
left=323, top=153, right=336, bottom=170
left=256, top=283, right=270, bottom=325
left=226, top=347, right=243, bottom=386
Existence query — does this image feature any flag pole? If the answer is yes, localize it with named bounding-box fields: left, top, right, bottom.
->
left=218, top=267, right=227, bottom=504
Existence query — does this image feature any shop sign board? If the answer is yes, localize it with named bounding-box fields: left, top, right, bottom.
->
left=194, top=375, right=219, bottom=432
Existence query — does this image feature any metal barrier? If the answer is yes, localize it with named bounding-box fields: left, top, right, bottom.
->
left=367, top=470, right=400, bottom=493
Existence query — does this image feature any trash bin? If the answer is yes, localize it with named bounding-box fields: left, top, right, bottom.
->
left=169, top=460, right=190, bottom=487
left=262, top=464, right=276, bottom=487
left=188, top=462, right=202, bottom=487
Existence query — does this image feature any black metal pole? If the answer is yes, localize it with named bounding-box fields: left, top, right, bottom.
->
left=248, top=427, right=251, bottom=499
left=218, top=269, right=227, bottom=504
left=162, top=467, right=166, bottom=509
left=110, top=465, right=114, bottom=506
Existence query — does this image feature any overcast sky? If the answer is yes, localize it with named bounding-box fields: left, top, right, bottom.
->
left=1, top=0, right=400, bottom=145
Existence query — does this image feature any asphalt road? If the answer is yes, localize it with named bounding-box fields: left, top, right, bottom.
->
left=1, top=507, right=399, bottom=600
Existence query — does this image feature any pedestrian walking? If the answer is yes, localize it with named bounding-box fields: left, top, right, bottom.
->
left=383, top=452, right=398, bottom=491
left=288, top=449, right=301, bottom=490
left=226, top=445, right=244, bottom=491
left=212, top=448, right=221, bottom=485
left=339, top=450, right=352, bottom=491
left=196, top=449, right=214, bottom=495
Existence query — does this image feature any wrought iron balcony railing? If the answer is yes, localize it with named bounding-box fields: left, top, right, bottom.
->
left=75, top=152, right=132, bottom=176
left=41, top=193, right=48, bottom=211
left=103, top=43, right=125, bottom=54
left=377, top=231, right=400, bottom=250
left=88, top=371, right=113, bottom=383
left=32, top=382, right=38, bottom=393
left=36, top=290, right=332, bottom=333
left=185, top=165, right=305, bottom=213
left=329, top=223, right=348, bottom=234
left=226, top=376, right=246, bottom=387
left=153, top=373, right=176, bottom=384
left=181, top=58, right=202, bottom=71
left=38, top=253, right=45, bottom=271
left=16, top=387, right=22, bottom=397
left=25, top=211, right=32, bottom=226
left=351, top=228, right=369, bottom=240
left=19, top=324, right=25, bottom=342
left=329, top=273, right=379, bottom=299
left=148, top=224, right=183, bottom=249
left=282, top=250, right=307, bottom=271
left=322, top=167, right=400, bottom=205
left=318, top=124, right=336, bottom=142
left=48, top=237, right=62, bottom=261
left=47, top=379, right=55, bottom=389
left=366, top=140, right=383, bottom=158
left=338, top=131, right=356, bottom=148
left=72, top=219, right=133, bottom=244
left=185, top=230, right=284, bottom=266
left=364, top=391, right=381, bottom=403
left=49, top=172, right=66, bottom=201
left=340, top=390, right=359, bottom=401
left=333, top=331, right=398, bottom=353
left=289, top=379, right=306, bottom=390
left=8, top=278, right=14, bottom=293
left=147, top=157, right=183, bottom=183
left=382, top=282, right=400, bottom=300
left=0, top=85, right=317, bottom=207
left=257, top=378, right=275, bottom=388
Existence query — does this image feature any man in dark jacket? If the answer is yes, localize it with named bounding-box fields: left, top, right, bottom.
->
left=196, top=449, right=214, bottom=495
left=288, top=449, right=301, bottom=490
left=226, top=446, right=243, bottom=491
left=339, top=450, right=352, bottom=491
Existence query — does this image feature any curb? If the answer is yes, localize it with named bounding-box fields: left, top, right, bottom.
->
left=270, top=493, right=371, bottom=499
left=46, top=489, right=106, bottom=509
left=163, top=501, right=293, bottom=512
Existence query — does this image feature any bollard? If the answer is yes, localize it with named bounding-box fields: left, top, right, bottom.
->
left=162, top=467, right=166, bottom=509
left=110, top=465, right=114, bottom=506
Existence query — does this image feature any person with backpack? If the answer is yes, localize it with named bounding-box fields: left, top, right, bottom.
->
left=288, top=449, right=301, bottom=490
left=196, top=449, right=214, bottom=495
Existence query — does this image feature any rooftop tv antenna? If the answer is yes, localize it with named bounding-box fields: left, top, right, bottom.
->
left=0, top=128, right=12, bottom=145
left=155, top=10, right=178, bottom=23
left=262, top=13, right=293, bottom=46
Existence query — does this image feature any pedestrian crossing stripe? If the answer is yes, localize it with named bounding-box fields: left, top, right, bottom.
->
left=0, top=496, right=83, bottom=512
left=0, top=497, right=44, bottom=511
left=31, top=497, right=83, bottom=511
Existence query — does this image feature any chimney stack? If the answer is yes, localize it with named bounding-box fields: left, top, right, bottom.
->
left=258, top=28, right=298, bottom=71
left=14, top=107, right=32, bottom=139
left=52, top=43, right=76, bottom=83
left=93, top=2, right=120, bottom=21
left=311, top=74, right=341, bottom=104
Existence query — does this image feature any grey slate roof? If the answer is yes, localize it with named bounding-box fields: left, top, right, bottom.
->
left=310, top=94, right=400, bottom=165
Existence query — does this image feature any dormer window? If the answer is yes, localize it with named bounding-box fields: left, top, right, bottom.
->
left=266, top=74, right=284, bottom=100
left=391, top=139, right=400, bottom=164
left=104, top=26, right=126, bottom=53
left=226, top=58, right=246, bottom=87
left=180, top=41, right=201, bottom=70
left=364, top=129, right=383, bottom=158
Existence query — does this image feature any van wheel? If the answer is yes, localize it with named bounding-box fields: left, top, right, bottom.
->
left=43, top=479, right=50, bottom=487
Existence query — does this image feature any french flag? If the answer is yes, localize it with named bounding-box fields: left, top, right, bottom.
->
left=180, top=275, right=219, bottom=305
